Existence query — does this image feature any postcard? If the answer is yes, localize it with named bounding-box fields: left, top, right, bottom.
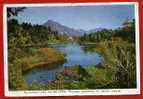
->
left=3, top=2, right=140, bottom=96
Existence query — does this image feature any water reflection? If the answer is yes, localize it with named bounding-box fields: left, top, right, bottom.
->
left=24, top=43, right=103, bottom=84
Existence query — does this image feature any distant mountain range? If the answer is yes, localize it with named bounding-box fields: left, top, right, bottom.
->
left=87, top=28, right=105, bottom=33
left=43, top=20, right=105, bottom=36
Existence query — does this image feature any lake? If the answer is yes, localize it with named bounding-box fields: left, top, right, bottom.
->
left=24, top=43, right=103, bottom=84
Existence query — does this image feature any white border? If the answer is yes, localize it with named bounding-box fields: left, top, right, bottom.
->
left=3, top=2, right=140, bottom=97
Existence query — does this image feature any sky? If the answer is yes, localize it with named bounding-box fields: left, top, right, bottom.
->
left=16, top=4, right=135, bottom=30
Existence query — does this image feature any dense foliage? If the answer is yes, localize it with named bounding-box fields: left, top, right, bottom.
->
left=79, top=19, right=135, bottom=43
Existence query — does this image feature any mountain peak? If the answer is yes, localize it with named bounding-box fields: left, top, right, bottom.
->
left=43, top=20, right=105, bottom=36
left=46, top=19, right=58, bottom=23
left=43, top=20, right=86, bottom=36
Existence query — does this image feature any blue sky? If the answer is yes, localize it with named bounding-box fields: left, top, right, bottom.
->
left=16, top=4, right=135, bottom=30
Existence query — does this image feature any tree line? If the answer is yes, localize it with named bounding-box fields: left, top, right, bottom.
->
left=79, top=19, right=135, bottom=43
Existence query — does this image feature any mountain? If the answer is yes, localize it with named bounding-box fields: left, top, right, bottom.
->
left=43, top=20, right=106, bottom=36
left=87, top=28, right=106, bottom=33
left=43, top=20, right=86, bottom=36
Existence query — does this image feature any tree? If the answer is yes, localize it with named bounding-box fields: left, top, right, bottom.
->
left=7, top=7, right=25, bottom=18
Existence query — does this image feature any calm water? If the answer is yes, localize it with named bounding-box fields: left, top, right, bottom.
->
left=24, top=43, right=103, bottom=84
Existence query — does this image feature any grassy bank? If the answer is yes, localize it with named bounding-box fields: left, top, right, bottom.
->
left=9, top=47, right=66, bottom=90
left=17, top=48, right=65, bottom=72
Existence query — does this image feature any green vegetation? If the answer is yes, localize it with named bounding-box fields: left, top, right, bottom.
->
left=79, top=19, right=135, bottom=43
left=77, top=19, right=136, bottom=88
left=95, top=41, right=136, bottom=88
left=17, top=48, right=65, bottom=72
left=8, top=8, right=66, bottom=90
